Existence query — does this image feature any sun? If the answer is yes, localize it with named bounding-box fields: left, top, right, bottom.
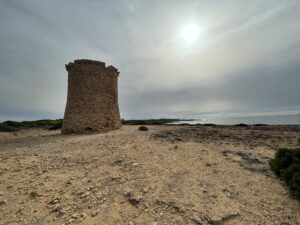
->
left=182, top=23, right=199, bottom=42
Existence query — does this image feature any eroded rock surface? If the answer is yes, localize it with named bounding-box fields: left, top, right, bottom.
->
left=0, top=125, right=299, bottom=224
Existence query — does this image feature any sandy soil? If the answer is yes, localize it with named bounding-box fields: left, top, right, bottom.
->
left=0, top=125, right=299, bottom=225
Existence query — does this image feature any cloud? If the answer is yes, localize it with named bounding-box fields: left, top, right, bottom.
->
left=0, top=0, right=299, bottom=120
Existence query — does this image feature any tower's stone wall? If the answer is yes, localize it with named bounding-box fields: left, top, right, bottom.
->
left=62, top=59, right=121, bottom=134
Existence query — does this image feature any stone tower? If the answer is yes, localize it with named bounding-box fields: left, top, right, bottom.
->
left=62, top=59, right=121, bottom=134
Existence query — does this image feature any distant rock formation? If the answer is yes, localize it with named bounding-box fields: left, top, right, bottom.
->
left=62, top=59, right=121, bottom=134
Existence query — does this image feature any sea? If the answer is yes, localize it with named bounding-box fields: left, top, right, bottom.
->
left=171, top=114, right=300, bottom=125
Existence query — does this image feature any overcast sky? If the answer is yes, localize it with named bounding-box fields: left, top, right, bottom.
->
left=0, top=0, right=300, bottom=121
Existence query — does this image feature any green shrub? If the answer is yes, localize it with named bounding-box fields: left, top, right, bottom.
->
left=203, top=123, right=216, bottom=126
left=253, top=124, right=268, bottom=126
left=3, top=121, right=21, bottom=127
left=234, top=123, right=248, bottom=127
left=1, top=119, right=63, bottom=130
left=0, top=123, right=19, bottom=132
left=138, top=126, right=148, bottom=131
left=269, top=148, right=300, bottom=200
left=122, top=119, right=180, bottom=125
left=48, top=122, right=62, bottom=130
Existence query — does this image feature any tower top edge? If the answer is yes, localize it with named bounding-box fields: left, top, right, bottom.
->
left=65, top=59, right=119, bottom=74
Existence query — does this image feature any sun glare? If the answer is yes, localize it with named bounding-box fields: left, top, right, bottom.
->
left=182, top=23, right=199, bottom=42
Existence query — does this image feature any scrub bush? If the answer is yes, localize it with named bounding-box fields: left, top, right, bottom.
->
left=138, top=126, right=148, bottom=131
left=270, top=148, right=300, bottom=201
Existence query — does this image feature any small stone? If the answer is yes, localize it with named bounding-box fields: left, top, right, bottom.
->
left=208, top=212, right=240, bottom=225
left=88, top=185, right=94, bottom=190
left=110, top=174, right=121, bottom=181
left=30, top=191, right=39, bottom=198
left=124, top=191, right=142, bottom=206
left=91, top=209, right=99, bottom=217
left=71, top=213, right=79, bottom=219
left=0, top=200, right=7, bottom=205
left=48, top=196, right=61, bottom=205
left=114, top=159, right=123, bottom=165
left=51, top=204, right=65, bottom=216
left=129, top=222, right=134, bottom=225
left=190, top=214, right=204, bottom=225
left=80, top=191, right=90, bottom=198
left=66, top=180, right=72, bottom=185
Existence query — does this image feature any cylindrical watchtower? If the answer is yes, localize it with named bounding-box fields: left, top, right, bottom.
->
left=62, top=59, right=121, bottom=134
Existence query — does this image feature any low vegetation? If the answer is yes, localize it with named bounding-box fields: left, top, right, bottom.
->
left=48, top=122, right=63, bottom=130
left=253, top=124, right=268, bottom=127
left=122, top=119, right=180, bottom=125
left=0, top=119, right=63, bottom=132
left=234, top=123, right=248, bottom=127
left=0, top=118, right=184, bottom=132
left=202, top=123, right=217, bottom=126
left=0, top=123, right=19, bottom=132
left=138, top=126, right=148, bottom=131
left=269, top=148, right=300, bottom=201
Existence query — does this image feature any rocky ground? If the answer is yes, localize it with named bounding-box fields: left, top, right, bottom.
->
left=0, top=125, right=299, bottom=225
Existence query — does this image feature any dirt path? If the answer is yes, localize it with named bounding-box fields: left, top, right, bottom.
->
left=0, top=125, right=299, bottom=225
